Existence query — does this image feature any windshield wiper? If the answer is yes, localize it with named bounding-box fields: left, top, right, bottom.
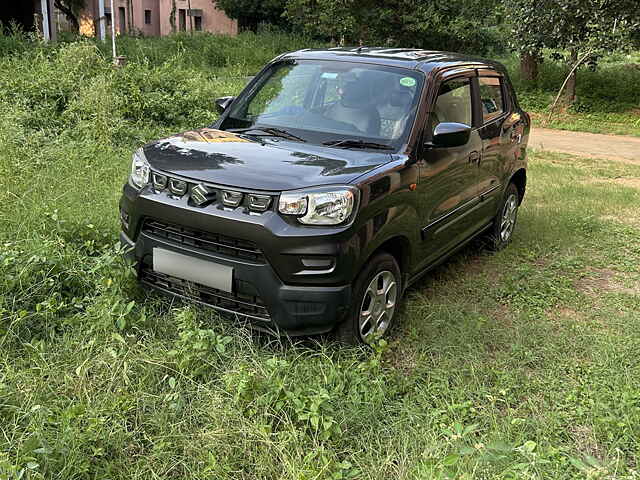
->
left=323, top=139, right=393, bottom=150
left=228, top=126, right=306, bottom=143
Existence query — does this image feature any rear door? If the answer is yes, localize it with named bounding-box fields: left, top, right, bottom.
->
left=474, top=71, right=525, bottom=221
left=416, top=70, right=484, bottom=268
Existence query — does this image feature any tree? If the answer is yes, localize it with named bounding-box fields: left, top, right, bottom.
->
left=215, top=0, right=287, bottom=32
left=384, top=0, right=503, bottom=53
left=502, top=0, right=547, bottom=82
left=505, top=0, right=640, bottom=100
left=284, top=0, right=363, bottom=44
left=170, top=0, right=177, bottom=33
left=128, top=0, right=134, bottom=32
left=53, top=0, right=85, bottom=33
left=284, top=0, right=502, bottom=53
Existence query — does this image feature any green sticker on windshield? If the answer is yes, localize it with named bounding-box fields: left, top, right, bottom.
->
left=400, top=77, right=416, bottom=87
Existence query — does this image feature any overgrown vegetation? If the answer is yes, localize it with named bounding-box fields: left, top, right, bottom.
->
left=213, top=0, right=640, bottom=110
left=504, top=51, right=640, bottom=136
left=1, top=32, right=640, bottom=478
left=2, top=27, right=639, bottom=136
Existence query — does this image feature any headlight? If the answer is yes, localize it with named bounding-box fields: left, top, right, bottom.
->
left=278, top=186, right=358, bottom=225
left=129, top=149, right=150, bottom=190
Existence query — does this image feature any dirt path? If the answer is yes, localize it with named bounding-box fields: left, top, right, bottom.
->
left=529, top=127, right=640, bottom=163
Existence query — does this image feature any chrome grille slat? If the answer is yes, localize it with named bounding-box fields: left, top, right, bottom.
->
left=151, top=172, right=276, bottom=214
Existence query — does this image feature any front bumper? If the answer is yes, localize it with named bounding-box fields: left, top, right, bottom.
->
left=120, top=229, right=352, bottom=336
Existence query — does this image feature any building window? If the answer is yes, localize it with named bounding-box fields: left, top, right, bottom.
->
left=118, top=6, right=126, bottom=33
left=144, top=10, right=152, bottom=25
left=194, top=16, right=202, bottom=31
left=178, top=9, right=186, bottom=31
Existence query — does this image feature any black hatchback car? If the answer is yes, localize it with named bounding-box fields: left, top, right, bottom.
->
left=120, top=47, right=529, bottom=344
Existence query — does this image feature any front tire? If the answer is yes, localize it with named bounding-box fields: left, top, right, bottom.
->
left=488, top=182, right=520, bottom=250
left=336, top=253, right=401, bottom=346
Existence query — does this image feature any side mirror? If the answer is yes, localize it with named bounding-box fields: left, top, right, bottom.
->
left=215, top=96, right=235, bottom=114
left=429, top=122, right=471, bottom=148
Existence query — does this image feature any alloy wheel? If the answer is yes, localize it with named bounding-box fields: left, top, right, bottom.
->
left=500, top=193, right=518, bottom=242
left=359, top=270, right=397, bottom=341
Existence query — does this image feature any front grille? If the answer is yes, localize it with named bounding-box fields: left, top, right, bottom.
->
left=142, top=219, right=265, bottom=262
left=140, top=267, right=271, bottom=321
left=149, top=170, right=275, bottom=214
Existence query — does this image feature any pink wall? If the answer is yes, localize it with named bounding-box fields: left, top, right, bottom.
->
left=157, top=0, right=237, bottom=36
left=80, top=0, right=237, bottom=37
left=140, top=0, right=161, bottom=36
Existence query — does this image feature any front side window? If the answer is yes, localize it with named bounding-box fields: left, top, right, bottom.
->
left=478, top=77, right=504, bottom=123
left=431, top=78, right=473, bottom=132
left=221, top=60, right=424, bottom=149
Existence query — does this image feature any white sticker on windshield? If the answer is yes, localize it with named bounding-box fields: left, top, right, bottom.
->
left=321, top=72, right=339, bottom=79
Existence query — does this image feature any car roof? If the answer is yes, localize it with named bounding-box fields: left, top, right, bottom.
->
left=279, top=47, right=506, bottom=74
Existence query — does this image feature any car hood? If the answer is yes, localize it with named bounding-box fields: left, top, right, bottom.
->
left=143, top=128, right=392, bottom=191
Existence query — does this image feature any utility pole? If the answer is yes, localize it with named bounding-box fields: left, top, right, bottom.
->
left=98, top=0, right=106, bottom=41
left=40, top=0, right=57, bottom=42
left=110, top=0, right=117, bottom=58
left=41, top=0, right=50, bottom=41
left=110, top=0, right=126, bottom=66
left=187, top=0, right=193, bottom=32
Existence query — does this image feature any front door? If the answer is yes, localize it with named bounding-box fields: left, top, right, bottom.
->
left=416, top=74, right=484, bottom=269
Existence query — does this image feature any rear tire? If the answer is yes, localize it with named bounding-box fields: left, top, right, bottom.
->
left=487, top=182, right=519, bottom=251
left=335, top=253, right=402, bottom=346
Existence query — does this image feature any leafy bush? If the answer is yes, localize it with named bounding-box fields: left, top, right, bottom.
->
left=504, top=53, right=640, bottom=113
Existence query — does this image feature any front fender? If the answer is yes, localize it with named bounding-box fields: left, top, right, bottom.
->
left=349, top=162, right=421, bottom=281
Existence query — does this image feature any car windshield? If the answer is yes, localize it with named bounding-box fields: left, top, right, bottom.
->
left=220, top=60, right=424, bottom=149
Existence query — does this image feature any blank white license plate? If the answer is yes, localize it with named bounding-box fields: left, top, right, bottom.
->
left=153, top=248, right=233, bottom=293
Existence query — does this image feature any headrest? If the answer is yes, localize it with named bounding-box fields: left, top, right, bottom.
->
left=390, top=89, right=413, bottom=108
left=341, top=80, right=370, bottom=108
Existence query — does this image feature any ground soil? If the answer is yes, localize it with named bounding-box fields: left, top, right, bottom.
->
left=530, top=128, right=640, bottom=164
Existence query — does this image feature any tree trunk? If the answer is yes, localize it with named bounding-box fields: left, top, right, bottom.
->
left=54, top=0, right=79, bottom=32
left=564, top=48, right=578, bottom=104
left=169, top=0, right=176, bottom=33
left=128, top=0, right=134, bottom=33
left=520, top=51, right=539, bottom=83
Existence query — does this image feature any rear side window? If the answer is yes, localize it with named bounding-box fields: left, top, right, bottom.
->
left=431, top=78, right=472, bottom=132
left=478, top=77, right=504, bottom=123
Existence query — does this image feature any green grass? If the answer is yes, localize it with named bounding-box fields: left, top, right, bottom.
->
left=1, top=35, right=640, bottom=479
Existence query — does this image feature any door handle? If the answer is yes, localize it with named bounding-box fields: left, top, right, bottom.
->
left=468, top=151, right=480, bottom=164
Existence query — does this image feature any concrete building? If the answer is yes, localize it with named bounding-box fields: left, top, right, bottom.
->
left=80, top=0, right=237, bottom=37
left=0, top=0, right=236, bottom=40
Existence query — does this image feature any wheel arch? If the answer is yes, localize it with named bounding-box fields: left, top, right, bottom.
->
left=361, top=234, right=412, bottom=287
left=509, top=168, right=527, bottom=204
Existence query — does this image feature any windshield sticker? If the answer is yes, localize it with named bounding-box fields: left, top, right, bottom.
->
left=182, top=128, right=249, bottom=143
left=400, top=77, right=416, bottom=87
left=321, top=72, right=339, bottom=79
